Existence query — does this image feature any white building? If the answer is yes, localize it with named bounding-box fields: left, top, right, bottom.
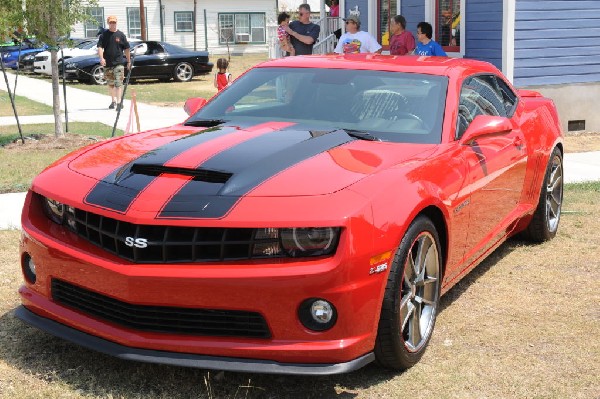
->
left=71, top=0, right=279, bottom=55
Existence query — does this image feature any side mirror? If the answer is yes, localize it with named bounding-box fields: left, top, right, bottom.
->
left=459, top=115, right=513, bottom=145
left=184, top=97, right=208, bottom=116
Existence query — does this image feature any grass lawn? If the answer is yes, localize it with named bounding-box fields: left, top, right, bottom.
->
left=0, top=182, right=598, bottom=398
left=0, top=124, right=122, bottom=193
left=0, top=93, right=53, bottom=117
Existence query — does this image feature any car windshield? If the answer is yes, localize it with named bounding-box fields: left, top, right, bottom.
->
left=77, top=41, right=97, bottom=50
left=188, top=67, right=448, bottom=144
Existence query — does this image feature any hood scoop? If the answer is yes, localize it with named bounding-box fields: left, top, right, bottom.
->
left=129, top=163, right=232, bottom=183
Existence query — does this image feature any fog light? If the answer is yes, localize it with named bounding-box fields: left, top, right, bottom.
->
left=22, top=253, right=37, bottom=284
left=298, top=298, right=337, bottom=331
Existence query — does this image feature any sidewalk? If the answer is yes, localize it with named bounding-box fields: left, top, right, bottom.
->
left=0, top=71, right=187, bottom=131
left=0, top=71, right=189, bottom=229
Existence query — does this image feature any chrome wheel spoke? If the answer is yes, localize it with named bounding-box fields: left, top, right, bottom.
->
left=401, top=230, right=440, bottom=352
left=421, top=276, right=438, bottom=304
left=408, top=300, right=423, bottom=348
left=400, top=294, right=414, bottom=332
left=414, top=236, right=430, bottom=277
left=546, top=159, right=563, bottom=227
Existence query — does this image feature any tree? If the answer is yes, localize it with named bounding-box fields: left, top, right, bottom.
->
left=18, top=0, right=97, bottom=138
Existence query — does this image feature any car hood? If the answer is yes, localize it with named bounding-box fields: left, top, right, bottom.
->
left=65, top=123, right=432, bottom=218
left=39, top=48, right=95, bottom=58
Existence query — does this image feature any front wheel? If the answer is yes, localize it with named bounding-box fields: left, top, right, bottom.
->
left=90, top=65, right=106, bottom=85
left=173, top=62, right=193, bottom=82
left=521, top=146, right=563, bottom=242
left=375, top=215, right=442, bottom=370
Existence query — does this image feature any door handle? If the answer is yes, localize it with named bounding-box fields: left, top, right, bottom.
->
left=513, top=136, right=523, bottom=150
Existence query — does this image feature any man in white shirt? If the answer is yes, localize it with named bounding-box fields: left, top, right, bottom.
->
left=334, top=15, right=382, bottom=54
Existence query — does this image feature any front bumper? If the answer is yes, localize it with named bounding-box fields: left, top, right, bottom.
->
left=16, top=306, right=374, bottom=375
left=18, top=192, right=387, bottom=374
left=195, top=62, right=214, bottom=75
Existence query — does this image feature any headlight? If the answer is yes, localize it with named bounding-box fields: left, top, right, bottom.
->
left=23, top=54, right=35, bottom=60
left=42, top=197, right=65, bottom=224
left=37, top=55, right=48, bottom=61
left=281, top=227, right=339, bottom=257
left=41, top=196, right=76, bottom=227
left=252, top=227, right=340, bottom=258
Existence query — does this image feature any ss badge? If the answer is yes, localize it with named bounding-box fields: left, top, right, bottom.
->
left=124, top=237, right=148, bottom=248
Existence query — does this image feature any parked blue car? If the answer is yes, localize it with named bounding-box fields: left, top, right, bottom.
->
left=0, top=39, right=48, bottom=70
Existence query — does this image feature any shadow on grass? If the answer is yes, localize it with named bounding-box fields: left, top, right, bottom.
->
left=1, top=307, right=399, bottom=398
left=0, top=239, right=529, bottom=398
left=438, top=237, right=526, bottom=314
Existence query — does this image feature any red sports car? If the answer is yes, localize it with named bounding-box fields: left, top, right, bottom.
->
left=17, top=55, right=564, bottom=375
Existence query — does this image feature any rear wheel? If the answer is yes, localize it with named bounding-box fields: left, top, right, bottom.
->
left=91, top=65, right=106, bottom=85
left=522, top=146, right=563, bottom=242
left=375, top=216, right=442, bottom=370
left=174, top=62, right=193, bottom=82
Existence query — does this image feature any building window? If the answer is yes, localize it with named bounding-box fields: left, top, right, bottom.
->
left=85, top=7, right=104, bottom=38
left=127, top=7, right=148, bottom=39
left=218, top=13, right=266, bottom=44
left=175, top=11, right=194, bottom=32
left=436, top=0, right=460, bottom=53
left=378, top=0, right=397, bottom=47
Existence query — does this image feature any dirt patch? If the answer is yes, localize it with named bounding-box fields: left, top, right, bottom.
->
left=3, top=134, right=106, bottom=152
left=564, top=131, right=600, bottom=152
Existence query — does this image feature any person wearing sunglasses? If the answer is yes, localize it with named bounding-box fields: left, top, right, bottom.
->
left=334, top=15, right=382, bottom=54
left=284, top=4, right=320, bottom=55
left=414, top=21, right=447, bottom=56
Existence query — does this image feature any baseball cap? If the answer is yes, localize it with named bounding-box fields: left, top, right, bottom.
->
left=107, top=15, right=117, bottom=23
left=343, top=15, right=360, bottom=26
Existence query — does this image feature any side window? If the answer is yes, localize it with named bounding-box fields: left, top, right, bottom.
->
left=457, top=82, right=484, bottom=139
left=494, top=76, right=517, bottom=117
left=456, top=75, right=512, bottom=139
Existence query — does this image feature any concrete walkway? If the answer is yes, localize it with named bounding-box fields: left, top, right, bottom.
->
left=1, top=71, right=187, bottom=131
left=1, top=71, right=599, bottom=230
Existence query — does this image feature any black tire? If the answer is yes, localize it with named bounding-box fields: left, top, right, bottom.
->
left=90, top=65, right=106, bottom=85
left=521, top=146, right=563, bottom=242
left=375, top=215, right=442, bottom=370
left=173, top=62, right=194, bottom=82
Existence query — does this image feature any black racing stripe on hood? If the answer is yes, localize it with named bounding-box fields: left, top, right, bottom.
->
left=84, top=126, right=237, bottom=213
left=159, top=129, right=354, bottom=219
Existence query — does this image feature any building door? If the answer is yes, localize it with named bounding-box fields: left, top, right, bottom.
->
left=378, top=0, right=397, bottom=49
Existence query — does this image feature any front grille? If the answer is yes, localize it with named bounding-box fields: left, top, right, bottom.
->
left=69, top=208, right=282, bottom=263
left=52, top=279, right=271, bottom=338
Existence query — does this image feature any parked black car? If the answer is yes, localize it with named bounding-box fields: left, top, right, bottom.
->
left=63, top=41, right=213, bottom=84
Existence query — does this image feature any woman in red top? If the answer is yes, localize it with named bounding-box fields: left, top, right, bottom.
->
left=214, top=58, right=232, bottom=91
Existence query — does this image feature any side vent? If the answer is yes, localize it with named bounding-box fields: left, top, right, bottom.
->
left=527, top=154, right=543, bottom=201
left=568, top=120, right=585, bottom=132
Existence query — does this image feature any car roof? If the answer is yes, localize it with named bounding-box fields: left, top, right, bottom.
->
left=258, top=54, right=501, bottom=78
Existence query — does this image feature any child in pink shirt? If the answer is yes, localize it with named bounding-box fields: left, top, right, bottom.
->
left=277, top=12, right=295, bottom=56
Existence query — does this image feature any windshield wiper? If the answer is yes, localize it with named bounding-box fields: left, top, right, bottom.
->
left=342, top=129, right=381, bottom=141
left=184, top=119, right=228, bottom=127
